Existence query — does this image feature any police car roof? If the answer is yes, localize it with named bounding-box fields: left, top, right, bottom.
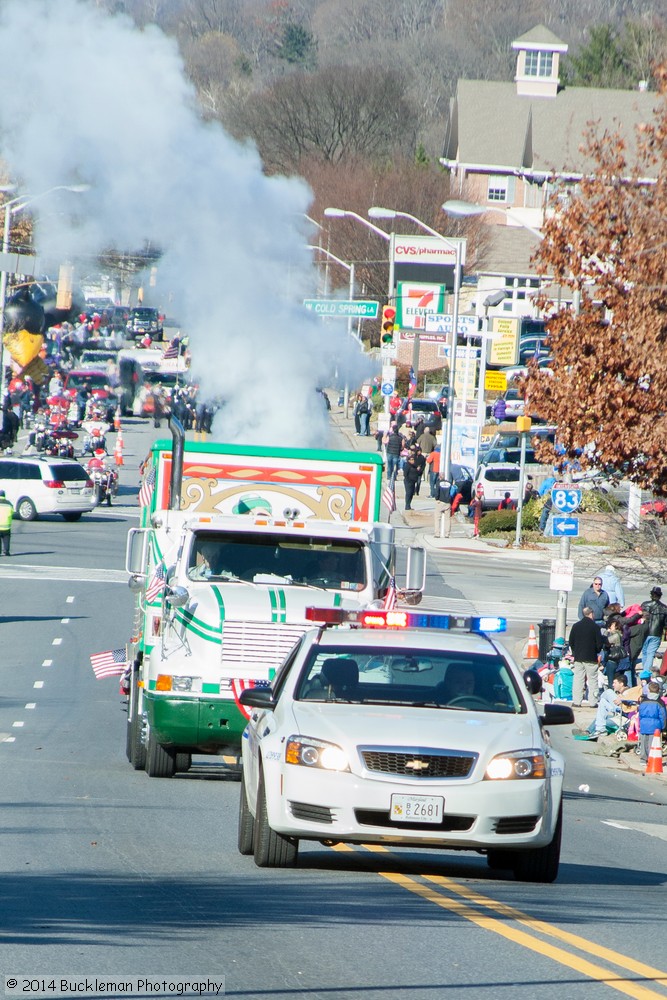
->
left=311, top=627, right=503, bottom=657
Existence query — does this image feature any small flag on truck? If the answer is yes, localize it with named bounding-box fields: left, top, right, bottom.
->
left=90, top=648, right=128, bottom=679
left=138, top=465, right=156, bottom=508
left=382, top=483, right=396, bottom=515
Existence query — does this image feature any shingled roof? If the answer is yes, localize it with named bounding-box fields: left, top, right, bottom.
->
left=443, top=80, right=658, bottom=173
left=443, top=80, right=657, bottom=176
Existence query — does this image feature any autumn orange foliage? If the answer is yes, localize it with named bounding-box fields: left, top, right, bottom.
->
left=525, top=67, right=667, bottom=494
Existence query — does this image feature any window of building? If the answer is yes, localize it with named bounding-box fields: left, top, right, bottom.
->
left=524, top=50, right=554, bottom=78
left=488, top=175, right=515, bottom=203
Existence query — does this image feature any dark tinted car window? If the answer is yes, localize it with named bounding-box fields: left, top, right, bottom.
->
left=49, top=464, right=89, bottom=482
left=0, top=460, right=19, bottom=479
left=485, top=468, right=521, bottom=483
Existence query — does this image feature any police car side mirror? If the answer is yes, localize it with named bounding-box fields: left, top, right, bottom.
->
left=239, top=687, right=276, bottom=711
left=540, top=703, right=575, bottom=726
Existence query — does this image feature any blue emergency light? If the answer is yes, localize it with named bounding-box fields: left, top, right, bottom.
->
left=305, top=607, right=507, bottom=633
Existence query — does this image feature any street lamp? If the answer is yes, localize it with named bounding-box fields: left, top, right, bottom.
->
left=0, top=184, right=90, bottom=397
left=443, top=198, right=573, bottom=640
left=368, top=207, right=463, bottom=483
left=308, top=244, right=357, bottom=414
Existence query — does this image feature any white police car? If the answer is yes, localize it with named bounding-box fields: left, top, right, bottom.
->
left=237, top=608, right=574, bottom=882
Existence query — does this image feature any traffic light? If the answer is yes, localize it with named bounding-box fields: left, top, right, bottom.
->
left=381, top=305, right=396, bottom=344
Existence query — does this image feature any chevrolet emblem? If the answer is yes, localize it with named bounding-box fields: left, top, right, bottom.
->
left=405, top=758, right=429, bottom=771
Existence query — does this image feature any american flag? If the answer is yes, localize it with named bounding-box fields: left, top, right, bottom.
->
left=162, top=339, right=179, bottom=360
left=232, top=678, right=271, bottom=719
left=138, top=465, right=156, bottom=509
left=383, top=577, right=397, bottom=611
left=90, top=647, right=128, bottom=679
left=407, top=366, right=417, bottom=399
left=145, top=561, right=166, bottom=603
left=382, top=482, right=396, bottom=515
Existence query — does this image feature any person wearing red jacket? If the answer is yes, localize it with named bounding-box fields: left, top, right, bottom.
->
left=388, top=391, right=402, bottom=419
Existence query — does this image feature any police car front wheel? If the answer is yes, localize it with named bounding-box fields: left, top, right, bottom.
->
left=253, top=770, right=298, bottom=868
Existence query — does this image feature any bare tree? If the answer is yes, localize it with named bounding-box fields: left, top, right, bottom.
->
left=224, top=65, right=417, bottom=173
left=302, top=158, right=490, bottom=345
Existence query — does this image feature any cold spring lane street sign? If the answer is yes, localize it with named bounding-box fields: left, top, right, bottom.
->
left=303, top=299, right=379, bottom=319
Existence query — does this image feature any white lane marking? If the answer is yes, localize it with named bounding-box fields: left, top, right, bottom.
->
left=25, top=703, right=36, bottom=709
left=33, top=682, right=44, bottom=689
left=52, top=638, right=62, bottom=646
left=0, top=564, right=127, bottom=583
left=42, top=659, right=52, bottom=667
left=61, top=617, right=70, bottom=624
left=12, top=721, right=24, bottom=728
left=2, top=736, right=16, bottom=743
left=603, top=820, right=667, bottom=842
left=66, top=596, right=75, bottom=603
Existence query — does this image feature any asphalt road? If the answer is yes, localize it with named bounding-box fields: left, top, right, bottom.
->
left=2, top=416, right=667, bottom=1000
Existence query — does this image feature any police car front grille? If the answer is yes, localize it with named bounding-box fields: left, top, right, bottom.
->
left=494, top=815, right=540, bottom=835
left=289, top=801, right=335, bottom=824
left=360, top=748, right=477, bottom=779
left=355, top=809, right=474, bottom=832
left=221, top=620, right=308, bottom=670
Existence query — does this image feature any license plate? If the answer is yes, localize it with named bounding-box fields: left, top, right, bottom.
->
left=69, top=487, right=81, bottom=494
left=390, top=794, right=443, bottom=824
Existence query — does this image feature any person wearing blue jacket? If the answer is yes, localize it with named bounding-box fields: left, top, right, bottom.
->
left=638, top=682, right=667, bottom=763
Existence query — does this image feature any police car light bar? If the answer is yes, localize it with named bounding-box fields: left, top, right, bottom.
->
left=305, top=607, right=506, bottom=633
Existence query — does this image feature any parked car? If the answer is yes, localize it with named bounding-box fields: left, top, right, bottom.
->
left=126, top=307, right=164, bottom=342
left=427, top=386, right=448, bottom=417
left=0, top=456, right=96, bottom=521
left=451, top=462, right=474, bottom=504
left=518, top=336, right=550, bottom=366
left=471, top=463, right=522, bottom=510
left=397, top=397, right=442, bottom=431
left=503, top=387, right=525, bottom=419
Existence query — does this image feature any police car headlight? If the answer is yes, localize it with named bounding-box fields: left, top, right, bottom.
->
left=285, top=736, right=349, bottom=771
left=485, top=750, right=546, bottom=780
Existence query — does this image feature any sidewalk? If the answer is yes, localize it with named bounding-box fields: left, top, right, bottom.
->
left=330, top=401, right=553, bottom=560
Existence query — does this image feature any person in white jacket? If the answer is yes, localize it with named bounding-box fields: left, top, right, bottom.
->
left=598, top=564, right=625, bottom=607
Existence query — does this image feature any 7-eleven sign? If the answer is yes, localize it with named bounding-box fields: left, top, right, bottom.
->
left=396, top=282, right=446, bottom=330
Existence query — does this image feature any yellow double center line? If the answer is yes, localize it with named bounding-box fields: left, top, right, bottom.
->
left=332, top=844, right=667, bottom=999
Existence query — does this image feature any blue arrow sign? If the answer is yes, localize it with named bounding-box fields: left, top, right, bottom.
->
left=551, top=484, right=582, bottom=513
left=381, top=382, right=394, bottom=396
left=552, top=517, right=579, bottom=537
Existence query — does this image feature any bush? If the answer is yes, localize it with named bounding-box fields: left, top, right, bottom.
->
left=478, top=509, right=517, bottom=534
left=478, top=498, right=542, bottom=535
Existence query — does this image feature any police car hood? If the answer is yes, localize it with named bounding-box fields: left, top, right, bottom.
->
left=290, top=701, right=538, bottom=761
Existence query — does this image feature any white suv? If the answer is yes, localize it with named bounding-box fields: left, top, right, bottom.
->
left=0, top=457, right=96, bottom=521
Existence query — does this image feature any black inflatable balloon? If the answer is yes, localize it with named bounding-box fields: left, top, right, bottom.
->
left=4, top=287, right=45, bottom=335
left=29, top=280, right=86, bottom=327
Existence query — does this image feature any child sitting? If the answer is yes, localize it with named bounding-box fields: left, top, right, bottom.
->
left=638, top=681, right=667, bottom=763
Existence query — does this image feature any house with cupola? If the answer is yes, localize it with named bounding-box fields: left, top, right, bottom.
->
left=440, top=24, right=656, bottom=318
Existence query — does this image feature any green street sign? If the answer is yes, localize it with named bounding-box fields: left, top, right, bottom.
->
left=303, top=299, right=379, bottom=319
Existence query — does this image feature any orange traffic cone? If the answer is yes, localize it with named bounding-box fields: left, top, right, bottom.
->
left=114, top=407, right=121, bottom=431
left=525, top=624, right=539, bottom=660
left=645, top=730, right=664, bottom=775
left=114, top=436, right=124, bottom=467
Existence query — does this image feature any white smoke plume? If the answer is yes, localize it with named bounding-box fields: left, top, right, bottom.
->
left=0, top=0, right=373, bottom=446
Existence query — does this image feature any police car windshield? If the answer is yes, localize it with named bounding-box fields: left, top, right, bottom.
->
left=187, top=532, right=366, bottom=590
left=295, top=647, right=525, bottom=712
